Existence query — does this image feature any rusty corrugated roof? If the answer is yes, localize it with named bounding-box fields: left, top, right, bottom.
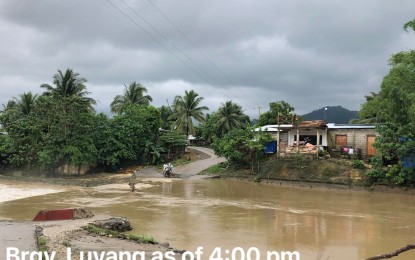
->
left=297, top=120, right=327, bottom=128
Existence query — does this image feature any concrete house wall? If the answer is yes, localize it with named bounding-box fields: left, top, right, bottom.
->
left=327, top=127, right=377, bottom=158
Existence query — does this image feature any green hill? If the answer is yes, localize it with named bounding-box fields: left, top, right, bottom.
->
left=301, top=106, right=358, bottom=124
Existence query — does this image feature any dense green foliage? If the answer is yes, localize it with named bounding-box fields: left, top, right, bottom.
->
left=110, top=82, right=153, bottom=115
left=158, top=131, right=187, bottom=160
left=361, top=22, right=415, bottom=185
left=199, top=101, right=250, bottom=143
left=169, top=90, right=209, bottom=136
left=212, top=128, right=273, bottom=172
left=41, top=69, right=96, bottom=110
left=257, top=101, right=295, bottom=126
left=215, top=100, right=250, bottom=137
left=158, top=105, right=174, bottom=130
left=0, top=67, right=266, bottom=176
left=0, top=69, right=184, bottom=174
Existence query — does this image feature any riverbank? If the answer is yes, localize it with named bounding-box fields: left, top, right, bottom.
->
left=201, top=157, right=415, bottom=195
left=1, top=215, right=185, bottom=260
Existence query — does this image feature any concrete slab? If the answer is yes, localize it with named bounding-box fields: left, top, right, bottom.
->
left=0, top=221, right=37, bottom=258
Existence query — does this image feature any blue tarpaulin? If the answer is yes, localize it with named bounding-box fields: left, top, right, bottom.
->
left=403, top=155, right=415, bottom=169
left=265, top=141, right=277, bottom=154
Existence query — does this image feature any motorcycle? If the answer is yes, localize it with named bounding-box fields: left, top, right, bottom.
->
left=164, top=169, right=172, bottom=178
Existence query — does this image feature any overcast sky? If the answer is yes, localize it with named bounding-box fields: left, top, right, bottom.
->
left=1, top=0, right=414, bottom=118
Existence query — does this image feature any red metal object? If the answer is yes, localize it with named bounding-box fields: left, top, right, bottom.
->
left=33, top=208, right=75, bottom=221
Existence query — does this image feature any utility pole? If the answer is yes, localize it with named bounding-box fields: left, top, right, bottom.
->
left=277, top=112, right=280, bottom=159
left=254, top=106, right=261, bottom=119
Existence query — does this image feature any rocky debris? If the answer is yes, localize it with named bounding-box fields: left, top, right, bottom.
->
left=159, top=242, right=170, bottom=247
left=74, top=208, right=94, bottom=219
left=92, top=217, right=132, bottom=232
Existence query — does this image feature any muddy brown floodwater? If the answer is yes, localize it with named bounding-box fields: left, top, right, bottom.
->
left=1, top=178, right=415, bottom=260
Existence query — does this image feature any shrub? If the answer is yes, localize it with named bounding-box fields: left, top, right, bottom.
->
left=352, top=160, right=365, bottom=169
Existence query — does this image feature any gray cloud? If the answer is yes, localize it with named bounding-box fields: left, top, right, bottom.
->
left=1, top=0, right=414, bottom=118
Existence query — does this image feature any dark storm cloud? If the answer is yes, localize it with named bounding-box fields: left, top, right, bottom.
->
left=0, top=0, right=414, bottom=118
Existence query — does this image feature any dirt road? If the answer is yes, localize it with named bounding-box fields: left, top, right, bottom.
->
left=133, top=146, right=226, bottom=179
left=175, top=146, right=226, bottom=178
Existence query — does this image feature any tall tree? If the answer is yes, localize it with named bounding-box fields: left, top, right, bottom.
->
left=110, top=82, right=152, bottom=114
left=158, top=105, right=173, bottom=130
left=362, top=20, right=415, bottom=185
left=41, top=68, right=96, bottom=109
left=14, top=92, right=38, bottom=116
left=1, top=92, right=38, bottom=131
left=1, top=100, right=17, bottom=114
left=169, top=90, right=209, bottom=136
left=215, top=100, right=249, bottom=137
left=357, top=92, right=384, bottom=123
left=257, top=101, right=295, bottom=126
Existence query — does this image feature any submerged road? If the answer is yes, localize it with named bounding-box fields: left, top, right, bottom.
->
left=133, top=146, right=226, bottom=178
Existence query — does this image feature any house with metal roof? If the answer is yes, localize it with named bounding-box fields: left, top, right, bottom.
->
left=327, top=123, right=377, bottom=158
left=255, top=121, right=377, bottom=159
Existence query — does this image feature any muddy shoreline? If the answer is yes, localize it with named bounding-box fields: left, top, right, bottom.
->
left=215, top=176, right=415, bottom=195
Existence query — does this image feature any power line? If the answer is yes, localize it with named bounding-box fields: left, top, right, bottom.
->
left=104, top=0, right=222, bottom=87
left=147, top=0, right=238, bottom=86
left=119, top=0, right=224, bottom=87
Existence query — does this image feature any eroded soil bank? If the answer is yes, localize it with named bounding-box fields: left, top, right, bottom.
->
left=202, top=157, right=415, bottom=194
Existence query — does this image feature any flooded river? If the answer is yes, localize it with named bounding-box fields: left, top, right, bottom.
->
left=1, top=178, right=415, bottom=260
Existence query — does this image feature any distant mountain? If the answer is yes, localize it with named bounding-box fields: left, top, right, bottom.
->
left=301, top=106, right=358, bottom=124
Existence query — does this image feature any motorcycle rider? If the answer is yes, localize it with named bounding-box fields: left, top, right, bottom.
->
left=165, top=162, right=173, bottom=177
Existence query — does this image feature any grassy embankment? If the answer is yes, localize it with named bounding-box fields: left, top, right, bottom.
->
left=202, top=156, right=369, bottom=187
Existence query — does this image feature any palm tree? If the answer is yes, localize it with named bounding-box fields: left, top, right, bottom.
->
left=41, top=68, right=96, bottom=108
left=216, top=100, right=249, bottom=137
left=1, top=92, right=37, bottom=116
left=110, top=82, right=153, bottom=114
left=1, top=92, right=37, bottom=131
left=14, top=92, right=38, bottom=115
left=1, top=100, right=17, bottom=114
left=169, top=90, right=209, bottom=137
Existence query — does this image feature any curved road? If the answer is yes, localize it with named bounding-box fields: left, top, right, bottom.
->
left=175, top=146, right=226, bottom=178
left=133, top=146, right=226, bottom=179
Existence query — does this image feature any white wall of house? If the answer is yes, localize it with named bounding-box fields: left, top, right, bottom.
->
left=287, top=129, right=328, bottom=146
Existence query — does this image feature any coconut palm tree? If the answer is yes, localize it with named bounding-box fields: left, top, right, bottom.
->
left=215, top=100, right=249, bottom=137
left=1, top=100, right=17, bottom=114
left=1, top=92, right=37, bottom=116
left=169, top=90, right=209, bottom=137
left=0, top=92, right=38, bottom=131
left=41, top=68, right=96, bottom=108
left=14, top=92, right=38, bottom=116
left=110, top=82, right=153, bottom=115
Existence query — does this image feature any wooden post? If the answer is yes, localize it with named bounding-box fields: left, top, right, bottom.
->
left=316, top=128, right=320, bottom=159
left=277, top=112, right=280, bottom=159
left=296, top=128, right=300, bottom=152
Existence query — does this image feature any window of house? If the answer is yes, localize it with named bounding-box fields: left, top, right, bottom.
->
left=335, top=135, right=347, bottom=147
